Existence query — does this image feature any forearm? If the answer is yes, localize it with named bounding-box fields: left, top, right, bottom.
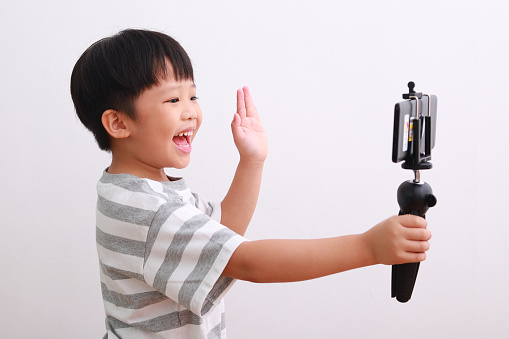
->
left=220, top=158, right=264, bottom=235
left=223, top=233, right=377, bottom=283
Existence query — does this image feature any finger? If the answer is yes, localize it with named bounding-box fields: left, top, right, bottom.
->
left=398, top=214, right=428, bottom=229
left=242, top=86, right=258, bottom=117
left=405, top=228, right=432, bottom=241
left=231, top=113, right=245, bottom=144
left=237, top=88, right=246, bottom=119
left=231, top=112, right=241, bottom=128
left=403, top=251, right=427, bottom=263
left=404, top=239, right=430, bottom=254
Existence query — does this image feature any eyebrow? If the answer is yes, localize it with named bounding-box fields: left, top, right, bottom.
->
left=156, top=83, right=196, bottom=97
left=165, top=83, right=196, bottom=90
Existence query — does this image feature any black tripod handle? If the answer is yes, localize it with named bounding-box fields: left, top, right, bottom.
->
left=392, top=180, right=436, bottom=303
left=391, top=210, right=423, bottom=303
left=392, top=262, right=420, bottom=302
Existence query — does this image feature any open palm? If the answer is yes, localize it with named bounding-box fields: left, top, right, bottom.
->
left=231, top=86, right=268, bottom=162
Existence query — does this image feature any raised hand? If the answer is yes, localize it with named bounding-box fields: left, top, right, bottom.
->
left=231, top=86, right=268, bottom=162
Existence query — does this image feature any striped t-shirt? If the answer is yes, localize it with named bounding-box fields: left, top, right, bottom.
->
left=96, top=171, right=247, bottom=338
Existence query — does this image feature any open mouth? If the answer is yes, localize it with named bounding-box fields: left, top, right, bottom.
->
left=172, top=130, right=193, bottom=153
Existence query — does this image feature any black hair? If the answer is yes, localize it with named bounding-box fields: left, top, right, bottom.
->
left=70, top=29, right=194, bottom=151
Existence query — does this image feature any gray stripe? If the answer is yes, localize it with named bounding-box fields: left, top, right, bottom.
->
left=201, top=301, right=214, bottom=316
left=100, top=261, right=144, bottom=281
left=191, top=192, right=200, bottom=207
left=100, top=174, right=164, bottom=197
left=145, top=201, right=183, bottom=265
left=136, top=310, right=202, bottom=332
left=97, top=196, right=155, bottom=227
left=208, top=276, right=234, bottom=303
left=192, top=192, right=215, bottom=217
left=207, top=324, right=221, bottom=339
left=100, top=170, right=187, bottom=200
left=201, top=276, right=234, bottom=315
left=206, top=314, right=225, bottom=339
left=106, top=310, right=202, bottom=333
left=179, top=228, right=235, bottom=312
left=101, top=283, right=167, bottom=309
left=97, top=227, right=145, bottom=258
left=106, top=316, right=132, bottom=330
left=161, top=180, right=188, bottom=196
left=152, top=213, right=211, bottom=294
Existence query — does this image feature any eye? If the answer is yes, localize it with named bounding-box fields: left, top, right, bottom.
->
left=191, top=96, right=199, bottom=101
left=167, top=98, right=179, bottom=103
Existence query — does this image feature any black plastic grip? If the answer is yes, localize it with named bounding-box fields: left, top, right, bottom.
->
left=392, top=180, right=435, bottom=303
left=392, top=207, right=422, bottom=303
left=392, top=262, right=420, bottom=302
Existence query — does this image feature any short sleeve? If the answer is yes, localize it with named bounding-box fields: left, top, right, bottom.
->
left=192, top=192, right=222, bottom=223
left=143, top=198, right=246, bottom=316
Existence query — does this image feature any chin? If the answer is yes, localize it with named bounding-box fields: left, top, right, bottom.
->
left=172, top=158, right=191, bottom=170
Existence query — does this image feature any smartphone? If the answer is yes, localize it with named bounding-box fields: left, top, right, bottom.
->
left=392, top=95, right=437, bottom=163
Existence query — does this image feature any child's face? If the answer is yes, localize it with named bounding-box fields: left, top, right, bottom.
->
left=125, top=73, right=202, bottom=171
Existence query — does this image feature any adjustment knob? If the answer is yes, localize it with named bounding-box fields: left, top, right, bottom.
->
left=408, top=81, right=415, bottom=93
left=427, top=194, right=437, bottom=207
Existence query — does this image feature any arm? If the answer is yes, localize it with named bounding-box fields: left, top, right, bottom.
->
left=221, top=87, right=268, bottom=235
left=222, top=215, right=431, bottom=283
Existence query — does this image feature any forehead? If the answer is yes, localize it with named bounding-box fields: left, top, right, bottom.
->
left=154, top=78, right=196, bottom=93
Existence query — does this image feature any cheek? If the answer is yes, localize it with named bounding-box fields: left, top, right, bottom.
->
left=194, top=112, right=203, bottom=136
left=137, top=121, right=175, bottom=147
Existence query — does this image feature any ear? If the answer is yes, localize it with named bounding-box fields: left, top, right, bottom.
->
left=101, top=109, right=130, bottom=139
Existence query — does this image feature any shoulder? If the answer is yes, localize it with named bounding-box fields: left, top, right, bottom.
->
left=96, top=171, right=187, bottom=212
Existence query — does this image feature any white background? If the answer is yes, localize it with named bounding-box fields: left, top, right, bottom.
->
left=1, top=1, right=508, bottom=338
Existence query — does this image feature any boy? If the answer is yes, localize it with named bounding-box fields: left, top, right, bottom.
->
left=71, top=29, right=431, bottom=338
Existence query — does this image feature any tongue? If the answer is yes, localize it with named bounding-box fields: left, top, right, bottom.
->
left=173, top=135, right=189, bottom=147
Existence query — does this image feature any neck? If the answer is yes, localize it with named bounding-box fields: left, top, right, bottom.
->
left=108, top=152, right=170, bottom=182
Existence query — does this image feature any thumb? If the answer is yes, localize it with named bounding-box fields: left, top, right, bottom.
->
left=399, top=214, right=428, bottom=229
left=231, top=113, right=244, bottom=140
left=232, top=112, right=241, bottom=127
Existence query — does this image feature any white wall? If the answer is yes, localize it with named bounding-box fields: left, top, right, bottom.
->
left=1, top=1, right=508, bottom=338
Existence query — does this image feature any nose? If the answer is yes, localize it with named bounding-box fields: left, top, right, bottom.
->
left=182, top=111, right=196, bottom=120
left=181, top=102, right=197, bottom=121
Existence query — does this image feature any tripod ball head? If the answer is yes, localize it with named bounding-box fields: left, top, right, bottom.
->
left=397, top=180, right=436, bottom=217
